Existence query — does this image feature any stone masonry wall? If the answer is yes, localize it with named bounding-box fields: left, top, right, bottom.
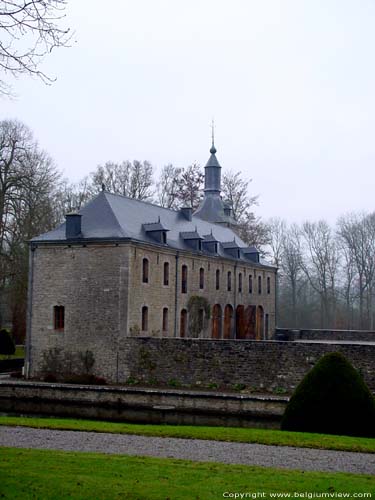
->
left=29, top=244, right=131, bottom=382
left=128, top=243, right=276, bottom=339
left=119, top=338, right=375, bottom=394
left=276, top=328, right=375, bottom=342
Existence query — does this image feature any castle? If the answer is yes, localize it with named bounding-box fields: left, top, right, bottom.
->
left=25, top=142, right=277, bottom=382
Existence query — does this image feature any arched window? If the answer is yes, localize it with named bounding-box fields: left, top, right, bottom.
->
left=249, top=275, right=253, bottom=294
left=54, top=305, right=64, bottom=331
left=180, top=309, right=187, bottom=337
left=267, top=276, right=271, bottom=294
left=238, top=273, right=242, bottom=293
left=181, top=265, right=188, bottom=293
left=227, top=271, right=232, bottom=291
left=162, top=307, right=168, bottom=333
left=163, top=262, right=169, bottom=286
left=215, top=269, right=220, bottom=290
left=258, top=275, right=262, bottom=294
left=199, top=267, right=204, bottom=289
left=141, top=306, right=148, bottom=331
left=142, top=258, right=149, bottom=283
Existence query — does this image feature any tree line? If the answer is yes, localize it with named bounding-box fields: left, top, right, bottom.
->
left=1, top=118, right=374, bottom=340
left=268, top=215, right=375, bottom=330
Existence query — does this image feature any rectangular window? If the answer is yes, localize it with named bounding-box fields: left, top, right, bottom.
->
left=267, top=277, right=271, bottom=294
left=216, top=269, right=220, bottom=290
left=249, top=275, right=253, bottom=294
left=54, top=306, right=65, bottom=331
left=238, top=273, right=242, bottom=293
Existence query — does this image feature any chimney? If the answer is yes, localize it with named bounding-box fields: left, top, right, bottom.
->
left=180, top=207, right=193, bottom=221
left=65, top=212, right=82, bottom=239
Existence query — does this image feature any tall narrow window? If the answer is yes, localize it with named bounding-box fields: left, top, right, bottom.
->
left=162, top=307, right=168, bottom=333
left=142, top=258, right=149, bottom=283
left=180, top=309, right=187, bottom=337
left=181, top=265, right=188, bottom=293
left=54, top=306, right=64, bottom=331
left=249, top=275, right=253, bottom=294
left=198, top=308, right=204, bottom=331
left=238, top=273, right=242, bottom=293
left=215, top=269, right=220, bottom=290
left=141, top=306, right=148, bottom=331
left=258, top=276, right=262, bottom=294
left=163, top=262, right=169, bottom=286
left=227, top=271, right=232, bottom=292
left=265, top=313, right=269, bottom=338
left=199, top=267, right=204, bottom=289
left=267, top=276, right=271, bottom=294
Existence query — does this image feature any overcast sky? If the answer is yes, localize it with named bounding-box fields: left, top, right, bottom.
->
left=2, top=0, right=375, bottom=224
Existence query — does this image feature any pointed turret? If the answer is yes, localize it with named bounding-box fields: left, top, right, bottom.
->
left=194, top=132, right=236, bottom=226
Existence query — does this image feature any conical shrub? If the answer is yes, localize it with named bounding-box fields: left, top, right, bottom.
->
left=281, top=352, right=375, bottom=437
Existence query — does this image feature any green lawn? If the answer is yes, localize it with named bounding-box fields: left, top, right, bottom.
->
left=1, top=415, right=375, bottom=454
left=1, top=447, right=374, bottom=499
left=0, top=345, right=24, bottom=360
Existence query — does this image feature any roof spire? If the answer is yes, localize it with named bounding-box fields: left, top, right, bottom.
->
left=210, top=118, right=217, bottom=154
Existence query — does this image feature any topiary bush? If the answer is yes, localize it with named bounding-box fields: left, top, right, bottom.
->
left=0, top=328, right=15, bottom=355
left=281, top=352, right=375, bottom=437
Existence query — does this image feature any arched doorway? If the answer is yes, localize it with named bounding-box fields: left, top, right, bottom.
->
left=236, top=305, right=245, bottom=339
left=256, top=306, right=264, bottom=340
left=212, top=304, right=222, bottom=339
left=223, top=304, right=234, bottom=339
left=244, top=305, right=256, bottom=339
left=180, top=309, right=187, bottom=337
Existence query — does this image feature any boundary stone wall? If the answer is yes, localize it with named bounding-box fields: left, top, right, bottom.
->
left=275, top=328, right=375, bottom=342
left=119, top=338, right=375, bottom=394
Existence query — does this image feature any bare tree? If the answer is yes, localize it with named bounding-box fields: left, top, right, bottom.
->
left=90, top=161, right=154, bottom=200
left=337, top=213, right=375, bottom=329
left=300, top=221, right=339, bottom=327
left=281, top=224, right=304, bottom=327
left=266, top=217, right=287, bottom=267
left=0, top=119, right=58, bottom=338
left=0, top=0, right=71, bottom=94
left=222, top=171, right=258, bottom=221
left=177, top=162, right=204, bottom=210
left=156, top=164, right=182, bottom=209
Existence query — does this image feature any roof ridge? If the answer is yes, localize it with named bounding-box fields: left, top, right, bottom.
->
left=101, top=192, right=127, bottom=237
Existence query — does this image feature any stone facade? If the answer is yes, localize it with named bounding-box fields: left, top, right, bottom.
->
left=27, top=240, right=276, bottom=380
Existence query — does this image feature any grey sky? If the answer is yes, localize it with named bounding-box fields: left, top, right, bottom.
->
left=1, top=0, right=375, bottom=224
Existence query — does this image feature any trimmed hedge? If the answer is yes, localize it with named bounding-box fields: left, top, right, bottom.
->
left=281, top=352, right=375, bottom=437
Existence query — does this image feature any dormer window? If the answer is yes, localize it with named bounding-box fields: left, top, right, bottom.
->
left=143, top=219, right=169, bottom=245
left=180, top=230, right=203, bottom=252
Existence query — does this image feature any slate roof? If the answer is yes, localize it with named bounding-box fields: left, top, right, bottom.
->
left=32, top=191, right=274, bottom=268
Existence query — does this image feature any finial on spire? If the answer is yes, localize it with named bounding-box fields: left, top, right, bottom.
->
left=210, top=119, right=217, bottom=154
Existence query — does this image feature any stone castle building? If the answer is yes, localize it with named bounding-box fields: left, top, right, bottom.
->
left=25, top=142, right=277, bottom=381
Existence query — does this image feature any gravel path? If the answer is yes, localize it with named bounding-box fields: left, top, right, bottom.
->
left=1, top=426, right=374, bottom=475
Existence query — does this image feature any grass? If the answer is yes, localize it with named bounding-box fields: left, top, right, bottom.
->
left=1, top=447, right=374, bottom=499
left=1, top=415, right=375, bottom=454
left=0, top=345, right=24, bottom=360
